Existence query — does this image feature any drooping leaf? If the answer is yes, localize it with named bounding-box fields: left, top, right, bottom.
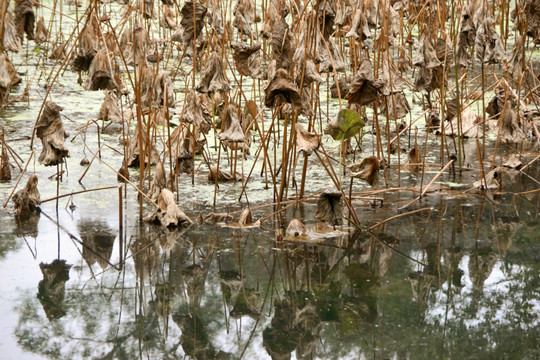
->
left=286, top=219, right=306, bottom=237
left=349, top=156, right=380, bottom=187
left=295, top=123, right=320, bottom=156
left=314, top=190, right=343, bottom=226
left=345, top=59, right=384, bottom=105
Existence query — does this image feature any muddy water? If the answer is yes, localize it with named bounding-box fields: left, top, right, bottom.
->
left=1, top=1, right=540, bottom=359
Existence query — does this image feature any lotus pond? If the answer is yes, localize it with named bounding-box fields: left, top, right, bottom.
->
left=1, top=0, right=540, bottom=359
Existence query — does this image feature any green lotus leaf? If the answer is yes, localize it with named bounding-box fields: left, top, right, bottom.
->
left=324, top=109, right=365, bottom=140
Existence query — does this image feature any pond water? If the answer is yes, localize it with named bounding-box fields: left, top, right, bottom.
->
left=1, top=180, right=540, bottom=359
left=1, top=0, right=540, bottom=359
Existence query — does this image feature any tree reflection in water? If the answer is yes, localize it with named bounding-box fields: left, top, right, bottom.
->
left=11, top=196, right=540, bottom=359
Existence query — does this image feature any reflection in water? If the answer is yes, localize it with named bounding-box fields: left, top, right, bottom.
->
left=261, top=231, right=391, bottom=359
left=14, top=211, right=40, bottom=239
left=130, top=232, right=160, bottom=281
left=263, top=297, right=321, bottom=360
left=37, top=259, right=72, bottom=321
left=229, top=283, right=260, bottom=319
left=151, top=283, right=175, bottom=321
left=78, top=219, right=116, bottom=269
left=9, top=195, right=540, bottom=359
left=469, top=246, right=498, bottom=292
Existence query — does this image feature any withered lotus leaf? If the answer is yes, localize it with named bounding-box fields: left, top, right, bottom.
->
left=405, top=146, right=422, bottom=171
left=84, top=50, right=118, bottom=91
left=486, top=89, right=515, bottom=119
left=0, top=147, right=11, bottom=180
left=49, top=43, right=67, bottom=60
left=181, top=91, right=213, bottom=134
left=334, top=1, right=350, bottom=28
left=497, top=106, right=527, bottom=143
left=231, top=42, right=263, bottom=78
left=345, top=9, right=371, bottom=40
left=508, top=35, right=525, bottom=79
left=345, top=59, right=384, bottom=106
left=295, top=123, right=320, bottom=156
left=472, top=168, right=500, bottom=191
left=503, top=154, right=523, bottom=169
left=457, top=15, right=475, bottom=67
left=196, top=51, right=232, bottom=94
left=234, top=12, right=253, bottom=37
left=0, top=54, right=22, bottom=104
left=349, top=156, right=380, bottom=187
left=12, top=174, right=40, bottom=216
left=264, top=68, right=301, bottom=108
left=317, top=0, right=336, bottom=41
left=167, top=126, right=194, bottom=176
left=314, top=190, right=343, bottom=226
left=72, top=15, right=100, bottom=71
left=293, top=47, right=322, bottom=86
left=475, top=18, right=505, bottom=64
left=15, top=0, right=35, bottom=41
left=413, top=34, right=450, bottom=91
left=155, top=71, right=175, bottom=107
left=98, top=90, right=122, bottom=123
left=2, top=12, right=22, bottom=52
left=236, top=0, right=260, bottom=23
left=317, top=38, right=347, bottom=73
left=160, top=5, right=177, bottom=29
left=239, top=208, right=253, bottom=226
left=413, top=33, right=442, bottom=69
left=427, top=110, right=441, bottom=132
left=208, top=4, right=224, bottom=35
left=34, top=16, right=48, bottom=43
left=117, top=165, right=129, bottom=182
left=444, top=107, right=482, bottom=138
left=121, top=26, right=150, bottom=66
left=71, top=49, right=97, bottom=73
left=140, top=67, right=175, bottom=110
left=208, top=165, right=240, bottom=182
left=445, top=98, right=459, bottom=121
left=125, top=123, right=160, bottom=167
left=260, top=3, right=278, bottom=39
left=233, top=0, right=259, bottom=37
left=381, top=55, right=410, bottom=119
left=521, top=0, right=540, bottom=44
left=244, top=100, right=258, bottom=121
left=148, top=161, right=167, bottom=203
left=218, top=107, right=245, bottom=143
left=145, top=188, right=193, bottom=228
left=299, top=87, right=315, bottom=117
left=286, top=219, right=306, bottom=237
left=171, top=27, right=184, bottom=43
left=180, top=1, right=207, bottom=45
left=270, top=13, right=295, bottom=70
left=330, top=76, right=349, bottom=98
left=198, top=212, right=233, bottom=224
left=384, top=92, right=410, bottom=120
left=381, top=53, right=404, bottom=95
left=36, top=102, right=70, bottom=166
